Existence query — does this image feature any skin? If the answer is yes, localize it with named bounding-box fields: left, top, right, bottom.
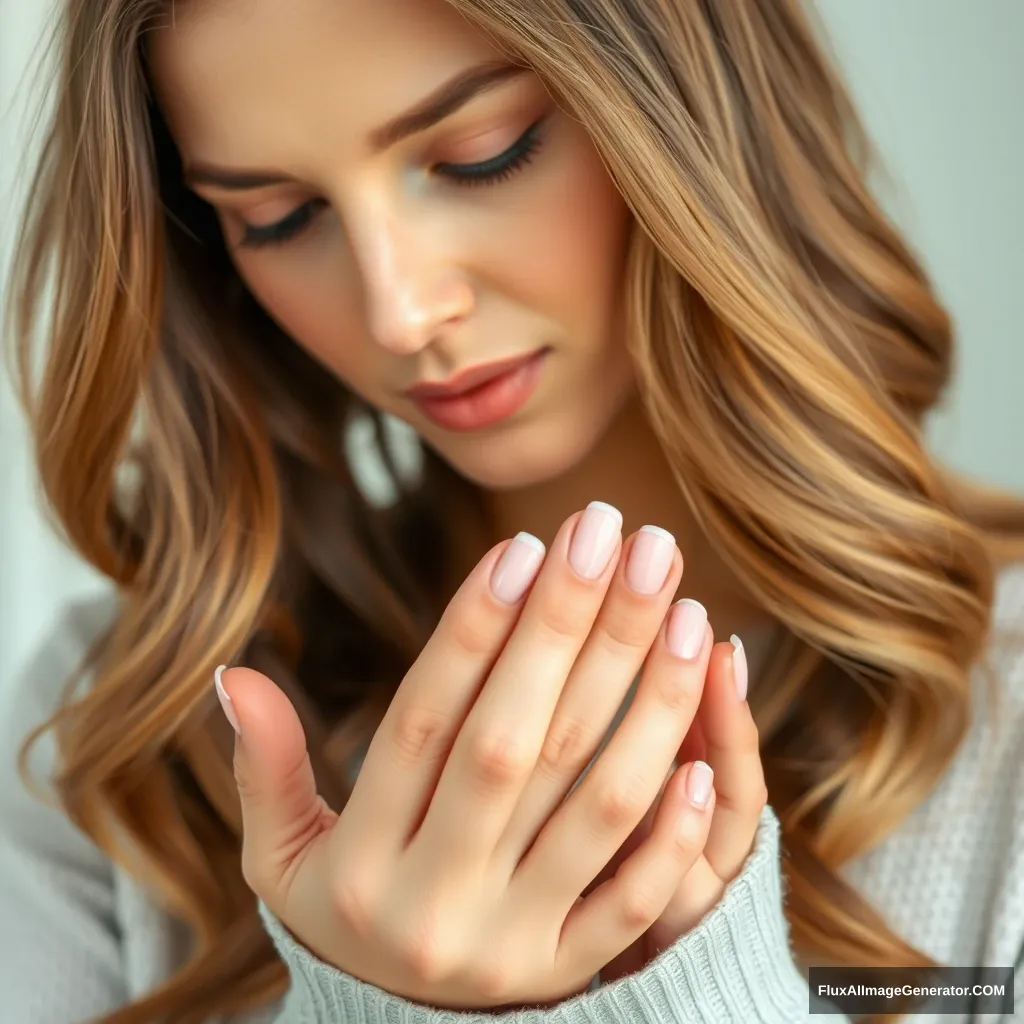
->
left=152, top=0, right=774, bottom=997
left=150, top=0, right=635, bottom=494
left=149, top=0, right=774, bottom=638
left=222, top=515, right=767, bottom=1002
left=149, top=0, right=776, bottom=648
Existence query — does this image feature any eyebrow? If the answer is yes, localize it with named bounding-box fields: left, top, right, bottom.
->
left=184, top=60, right=529, bottom=192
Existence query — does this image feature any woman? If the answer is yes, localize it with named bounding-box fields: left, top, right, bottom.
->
left=3, top=0, right=1022, bottom=1021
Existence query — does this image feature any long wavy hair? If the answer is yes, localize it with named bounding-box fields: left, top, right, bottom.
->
left=8, top=0, right=1024, bottom=1021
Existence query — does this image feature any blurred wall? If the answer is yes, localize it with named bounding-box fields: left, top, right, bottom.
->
left=2, top=0, right=1022, bottom=691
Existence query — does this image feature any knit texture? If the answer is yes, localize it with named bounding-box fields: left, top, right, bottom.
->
left=257, top=806, right=810, bottom=1023
left=2, top=563, right=1022, bottom=1023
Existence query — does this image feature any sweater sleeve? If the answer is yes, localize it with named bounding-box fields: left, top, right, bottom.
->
left=1, top=599, right=841, bottom=1024
left=258, top=803, right=848, bottom=1023
left=0, top=597, right=129, bottom=1024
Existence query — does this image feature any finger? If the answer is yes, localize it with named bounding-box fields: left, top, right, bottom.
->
left=651, top=855, right=722, bottom=945
left=696, top=636, right=767, bottom=881
left=676, top=715, right=707, bottom=769
left=517, top=599, right=711, bottom=912
left=343, top=534, right=544, bottom=852
left=217, top=665, right=335, bottom=899
left=495, top=525, right=683, bottom=872
left=579, top=760, right=674, bottom=900
left=553, top=760, right=715, bottom=981
left=418, top=503, right=623, bottom=865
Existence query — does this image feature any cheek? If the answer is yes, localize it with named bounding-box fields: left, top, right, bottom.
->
left=234, top=250, right=372, bottom=385
left=486, top=130, right=631, bottom=338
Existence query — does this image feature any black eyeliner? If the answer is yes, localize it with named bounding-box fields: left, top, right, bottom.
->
left=435, top=118, right=545, bottom=187
left=240, top=200, right=325, bottom=248
left=238, top=117, right=547, bottom=250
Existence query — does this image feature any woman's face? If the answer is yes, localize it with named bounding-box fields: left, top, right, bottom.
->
left=150, top=0, right=636, bottom=489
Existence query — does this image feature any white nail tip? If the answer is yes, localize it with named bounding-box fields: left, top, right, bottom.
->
left=513, top=531, right=546, bottom=554
left=639, top=524, right=675, bottom=544
left=586, top=500, right=623, bottom=524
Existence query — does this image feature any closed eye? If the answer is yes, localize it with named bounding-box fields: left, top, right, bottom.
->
left=237, top=117, right=546, bottom=250
left=434, top=117, right=544, bottom=188
left=239, top=199, right=329, bottom=248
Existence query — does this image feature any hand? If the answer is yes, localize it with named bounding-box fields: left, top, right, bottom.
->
left=216, top=504, right=720, bottom=1010
left=591, top=637, right=767, bottom=984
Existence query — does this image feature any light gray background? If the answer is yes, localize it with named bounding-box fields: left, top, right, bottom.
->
left=2, top=0, right=1022, bottom=691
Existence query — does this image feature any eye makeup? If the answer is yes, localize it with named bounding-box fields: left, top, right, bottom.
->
left=238, top=117, right=547, bottom=250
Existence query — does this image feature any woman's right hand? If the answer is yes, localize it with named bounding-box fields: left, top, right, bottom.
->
left=217, top=503, right=718, bottom=1010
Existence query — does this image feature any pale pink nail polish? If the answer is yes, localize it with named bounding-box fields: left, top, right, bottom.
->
left=214, top=664, right=241, bottom=735
left=568, top=501, right=622, bottom=579
left=686, top=760, right=714, bottom=809
left=625, top=525, right=675, bottom=595
left=731, top=634, right=748, bottom=701
left=490, top=532, right=546, bottom=604
left=666, top=598, right=708, bottom=659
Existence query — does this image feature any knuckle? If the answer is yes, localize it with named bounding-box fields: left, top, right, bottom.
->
left=399, top=939, right=444, bottom=983
left=592, top=773, right=649, bottom=833
left=536, top=716, right=591, bottom=781
left=332, top=876, right=375, bottom=937
left=649, top=664, right=698, bottom=714
left=619, top=882, right=662, bottom=930
left=389, top=703, right=450, bottom=767
left=396, top=917, right=456, bottom=984
left=446, top=602, right=502, bottom=658
left=466, top=729, right=536, bottom=789
left=535, top=596, right=594, bottom=643
left=470, top=957, right=515, bottom=1001
left=717, top=774, right=768, bottom=819
left=595, top=604, right=659, bottom=656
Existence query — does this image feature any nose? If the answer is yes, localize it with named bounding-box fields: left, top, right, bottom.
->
left=348, top=193, right=474, bottom=356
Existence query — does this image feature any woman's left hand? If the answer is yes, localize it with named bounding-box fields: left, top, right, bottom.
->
left=589, top=636, right=767, bottom=983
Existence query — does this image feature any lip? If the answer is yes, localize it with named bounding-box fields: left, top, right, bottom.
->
left=403, top=350, right=545, bottom=399
left=406, top=347, right=550, bottom=432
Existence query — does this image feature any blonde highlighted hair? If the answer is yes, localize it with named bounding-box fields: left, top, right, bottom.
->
left=7, top=0, right=1024, bottom=1021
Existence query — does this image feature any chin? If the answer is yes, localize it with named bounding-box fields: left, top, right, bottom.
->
left=430, top=407, right=617, bottom=491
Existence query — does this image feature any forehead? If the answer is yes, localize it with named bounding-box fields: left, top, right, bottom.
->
left=148, top=0, right=506, bottom=169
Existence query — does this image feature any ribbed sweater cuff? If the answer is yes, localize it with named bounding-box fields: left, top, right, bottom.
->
left=259, top=805, right=814, bottom=1023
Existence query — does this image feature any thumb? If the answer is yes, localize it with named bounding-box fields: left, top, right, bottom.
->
left=215, top=665, right=332, bottom=895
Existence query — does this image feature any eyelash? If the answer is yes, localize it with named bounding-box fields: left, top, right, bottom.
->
left=434, top=118, right=543, bottom=188
left=239, top=119, right=545, bottom=250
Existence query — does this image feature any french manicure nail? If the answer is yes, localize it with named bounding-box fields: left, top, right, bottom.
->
left=214, top=664, right=241, bottom=735
left=731, top=634, right=748, bottom=701
left=568, top=501, right=622, bottom=579
left=686, top=760, right=714, bottom=809
left=491, top=532, right=546, bottom=604
left=625, top=525, right=675, bottom=595
left=666, top=598, right=708, bottom=659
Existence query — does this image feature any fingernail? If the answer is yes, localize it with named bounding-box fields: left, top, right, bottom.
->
left=214, top=664, right=241, bottom=735
left=568, top=501, right=622, bottom=579
left=686, top=760, right=714, bottom=809
left=730, top=634, right=748, bottom=701
left=625, top=525, right=675, bottom=595
left=491, top=532, right=546, bottom=604
left=666, top=598, right=707, bottom=660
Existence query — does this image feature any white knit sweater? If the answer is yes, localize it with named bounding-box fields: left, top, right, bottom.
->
left=2, top=564, right=1022, bottom=1023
